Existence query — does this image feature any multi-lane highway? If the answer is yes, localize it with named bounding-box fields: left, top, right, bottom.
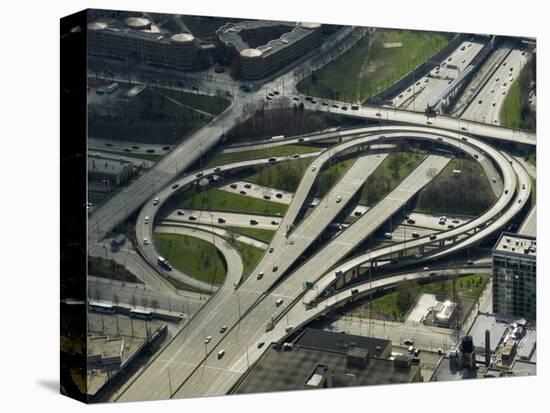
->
left=392, top=39, right=485, bottom=111
left=83, top=25, right=536, bottom=402
left=115, top=122, right=534, bottom=401
left=87, top=26, right=364, bottom=247
left=462, top=47, right=530, bottom=125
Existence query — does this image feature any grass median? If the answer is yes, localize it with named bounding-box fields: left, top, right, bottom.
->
left=500, top=57, right=536, bottom=131
left=228, top=227, right=275, bottom=243
left=154, top=233, right=227, bottom=286
left=415, top=158, right=496, bottom=215
left=358, top=151, right=426, bottom=205
left=234, top=241, right=264, bottom=281
left=179, top=188, right=288, bottom=216
left=203, top=144, right=319, bottom=168
left=245, top=157, right=314, bottom=192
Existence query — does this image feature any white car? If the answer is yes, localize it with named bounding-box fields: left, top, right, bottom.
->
left=205, top=336, right=212, bottom=344
left=143, top=238, right=149, bottom=245
left=336, top=196, right=342, bottom=203
left=276, top=298, right=284, bottom=307
left=311, top=165, right=316, bottom=172
left=153, top=197, right=160, bottom=205
left=144, top=216, right=149, bottom=224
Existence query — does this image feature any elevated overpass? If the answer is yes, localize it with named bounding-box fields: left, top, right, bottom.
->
left=117, top=124, right=528, bottom=401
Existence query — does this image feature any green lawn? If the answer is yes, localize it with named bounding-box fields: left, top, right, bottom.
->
left=368, top=274, right=488, bottom=320
left=359, top=151, right=426, bottom=205
left=297, top=29, right=449, bottom=102
left=525, top=152, right=536, bottom=167
left=179, top=188, right=288, bottom=216
left=89, top=86, right=230, bottom=144
left=203, top=144, right=319, bottom=168
left=88, top=256, right=142, bottom=284
left=227, top=227, right=275, bottom=243
left=164, top=276, right=212, bottom=295
left=159, top=88, right=230, bottom=116
left=245, top=157, right=314, bottom=192
left=234, top=241, right=264, bottom=280
left=154, top=233, right=227, bottom=286
left=415, top=158, right=496, bottom=215
left=501, top=77, right=522, bottom=128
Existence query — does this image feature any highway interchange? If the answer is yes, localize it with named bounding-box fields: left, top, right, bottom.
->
left=86, top=28, right=536, bottom=401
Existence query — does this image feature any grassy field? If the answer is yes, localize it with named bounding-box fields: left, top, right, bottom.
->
left=164, top=276, right=211, bottom=294
left=154, top=233, right=227, bottom=286
left=526, top=152, right=536, bottom=167
left=179, top=188, right=288, bottom=216
left=89, top=87, right=230, bottom=144
left=297, top=29, right=449, bottom=102
left=501, top=77, right=522, bottom=128
left=234, top=241, right=264, bottom=280
left=203, top=144, right=319, bottom=168
left=367, top=274, right=488, bottom=321
left=228, top=227, right=275, bottom=243
left=500, top=57, right=536, bottom=131
left=245, top=157, right=313, bottom=192
left=415, top=158, right=496, bottom=215
left=159, top=89, right=230, bottom=115
left=358, top=151, right=426, bottom=205
left=88, top=256, right=142, bottom=283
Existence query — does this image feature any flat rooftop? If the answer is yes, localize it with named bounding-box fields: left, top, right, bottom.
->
left=217, top=20, right=320, bottom=59
left=494, top=232, right=536, bottom=258
left=232, top=343, right=420, bottom=395
left=466, top=312, right=513, bottom=353
left=87, top=16, right=195, bottom=46
left=430, top=357, right=485, bottom=382
left=294, top=328, right=391, bottom=358
left=511, top=360, right=536, bottom=377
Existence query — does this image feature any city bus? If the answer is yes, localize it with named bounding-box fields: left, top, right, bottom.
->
left=105, top=82, right=119, bottom=94
left=129, top=309, right=153, bottom=320
left=89, top=301, right=116, bottom=314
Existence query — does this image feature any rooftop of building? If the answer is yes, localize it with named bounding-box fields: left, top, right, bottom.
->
left=232, top=342, right=419, bottom=395
left=293, top=328, right=391, bottom=358
left=430, top=356, right=485, bottom=382
left=87, top=16, right=196, bottom=46
left=88, top=154, right=132, bottom=176
left=511, top=359, right=536, bottom=376
left=217, top=20, right=321, bottom=59
left=493, top=232, right=536, bottom=258
left=466, top=312, right=515, bottom=352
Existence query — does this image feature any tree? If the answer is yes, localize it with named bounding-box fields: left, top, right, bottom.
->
left=396, top=289, right=412, bottom=315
